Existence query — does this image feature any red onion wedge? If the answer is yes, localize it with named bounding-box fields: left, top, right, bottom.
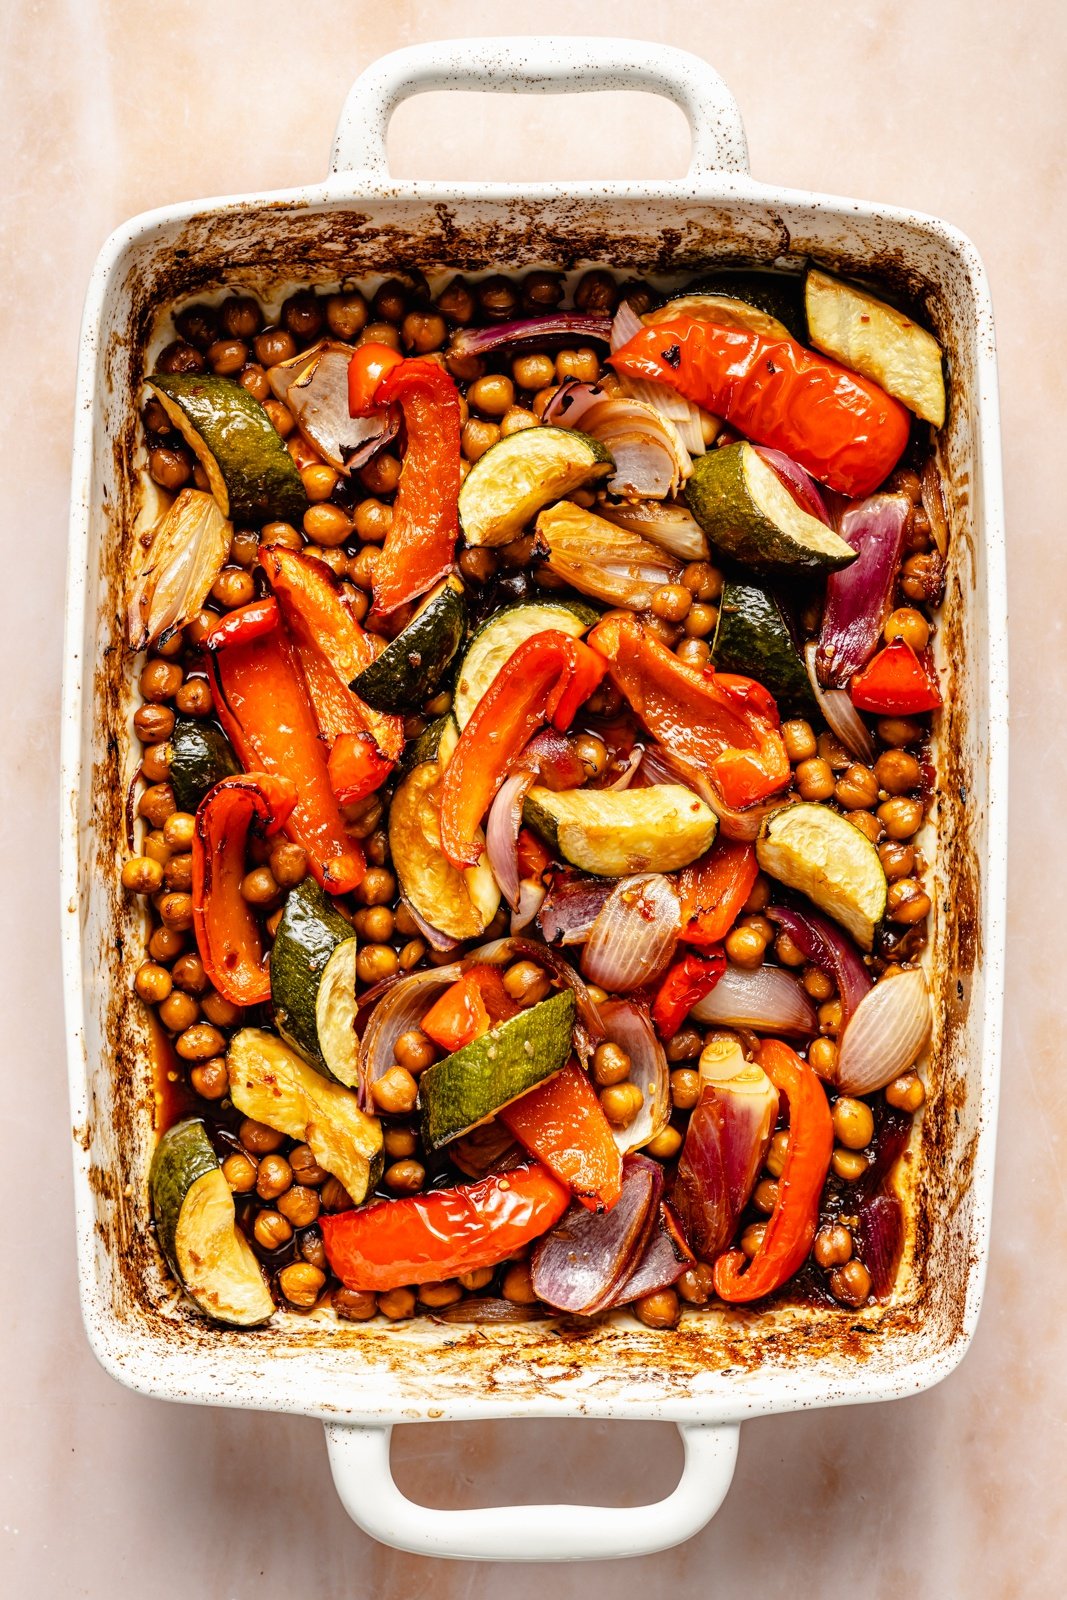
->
left=531, top=1154, right=662, bottom=1315
left=538, top=874, right=614, bottom=946
left=449, top=314, right=613, bottom=359
left=637, top=743, right=788, bottom=843
left=486, top=771, right=536, bottom=911
left=803, top=641, right=875, bottom=763
left=581, top=874, right=682, bottom=993
left=449, top=1120, right=524, bottom=1180
left=921, top=459, right=949, bottom=557
left=127, top=488, right=231, bottom=651
left=834, top=966, right=932, bottom=1093
left=816, top=494, right=911, bottom=687
left=535, top=501, right=682, bottom=610
left=521, top=728, right=586, bottom=791
left=268, top=341, right=397, bottom=472
left=854, top=1192, right=904, bottom=1301
left=432, top=1297, right=553, bottom=1325
left=512, top=878, right=547, bottom=934
left=597, top=499, right=709, bottom=562
left=767, top=904, right=872, bottom=1028
left=597, top=998, right=671, bottom=1154
left=544, top=380, right=691, bottom=498
left=672, top=1037, right=778, bottom=1261
left=691, top=962, right=817, bottom=1034
left=357, top=964, right=463, bottom=1106
left=600, top=1203, right=694, bottom=1309
left=611, top=301, right=706, bottom=455
left=755, top=447, right=833, bottom=526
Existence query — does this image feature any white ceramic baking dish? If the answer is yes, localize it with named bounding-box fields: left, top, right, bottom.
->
left=61, top=37, right=1007, bottom=1562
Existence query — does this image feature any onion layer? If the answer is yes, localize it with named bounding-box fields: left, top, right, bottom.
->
left=127, top=488, right=231, bottom=651
left=597, top=499, right=709, bottom=561
left=804, top=641, right=875, bottom=764
left=538, top=874, right=614, bottom=946
left=755, top=447, right=832, bottom=526
left=767, top=904, right=872, bottom=1028
left=531, top=1154, right=661, bottom=1314
left=268, top=341, right=396, bottom=472
left=450, top=314, right=614, bottom=359
left=536, top=502, right=682, bottom=610
left=600, top=1203, right=694, bottom=1309
left=816, top=494, right=911, bottom=686
left=834, top=966, right=932, bottom=1093
left=544, top=379, right=690, bottom=498
left=611, top=301, right=706, bottom=454
left=596, top=998, right=670, bottom=1154
left=691, top=962, right=817, bottom=1034
left=486, top=771, right=535, bottom=911
left=581, top=874, right=682, bottom=992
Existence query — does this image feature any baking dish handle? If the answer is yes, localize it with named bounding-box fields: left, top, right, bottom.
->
left=323, top=1418, right=739, bottom=1561
left=329, top=37, right=749, bottom=182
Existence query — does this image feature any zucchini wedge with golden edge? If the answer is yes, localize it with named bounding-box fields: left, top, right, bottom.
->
left=458, top=426, right=613, bottom=547
left=146, top=373, right=309, bottom=525
left=804, top=268, right=946, bottom=428
left=388, top=718, right=501, bottom=939
left=523, top=784, right=717, bottom=877
left=269, top=878, right=359, bottom=1086
left=150, top=1119, right=273, bottom=1327
left=227, top=1029, right=384, bottom=1203
left=712, top=582, right=818, bottom=717
left=420, top=990, right=576, bottom=1151
left=454, top=600, right=598, bottom=728
left=756, top=803, right=887, bottom=950
left=685, top=442, right=857, bottom=574
left=646, top=292, right=794, bottom=342
left=350, top=577, right=467, bottom=713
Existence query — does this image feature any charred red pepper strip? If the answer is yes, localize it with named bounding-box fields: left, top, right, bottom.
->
left=327, top=732, right=396, bottom=807
left=204, top=595, right=280, bottom=649
left=588, top=614, right=789, bottom=809
left=500, top=1061, right=623, bottom=1213
left=205, top=603, right=365, bottom=893
left=440, top=629, right=607, bottom=869
left=713, top=1038, right=833, bottom=1302
left=676, top=839, right=759, bottom=947
left=321, top=1161, right=570, bottom=1290
left=849, top=638, right=942, bottom=715
left=651, top=950, right=726, bottom=1040
left=517, top=828, right=552, bottom=881
left=610, top=317, right=911, bottom=498
left=421, top=966, right=519, bottom=1053
left=258, top=545, right=403, bottom=762
left=191, top=773, right=297, bottom=1006
left=350, top=357, right=461, bottom=621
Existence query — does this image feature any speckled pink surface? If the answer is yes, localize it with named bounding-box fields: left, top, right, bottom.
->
left=1, top=0, right=1059, bottom=1591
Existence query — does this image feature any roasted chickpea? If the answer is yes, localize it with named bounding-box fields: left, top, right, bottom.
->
left=254, top=1154, right=293, bottom=1203
left=848, top=811, right=883, bottom=846
left=633, top=1288, right=680, bottom=1329
left=781, top=719, right=817, bottom=763
left=206, top=338, right=247, bottom=376
left=645, top=1126, right=683, bottom=1160
left=774, top=931, right=806, bottom=968
left=303, top=503, right=351, bottom=547
left=819, top=999, right=843, bottom=1034
left=155, top=340, right=204, bottom=375
left=878, top=797, right=924, bottom=841
left=121, top=856, right=164, bottom=895
left=237, top=362, right=269, bottom=401
left=503, top=960, right=551, bottom=1007
left=275, top=1261, right=324, bottom=1309
left=886, top=879, right=932, bottom=924
left=175, top=677, right=212, bottom=717
left=371, top=1065, right=419, bottom=1116
left=276, top=1185, right=321, bottom=1228
left=681, top=561, right=723, bottom=601
left=134, top=704, right=175, bottom=744
left=884, top=606, right=931, bottom=653
left=521, top=270, right=564, bottom=311
left=878, top=840, right=916, bottom=882
left=900, top=552, right=943, bottom=605
left=458, top=547, right=497, bottom=585
left=814, top=1224, right=853, bottom=1269
left=600, top=1082, right=643, bottom=1127
left=477, top=275, right=520, bottom=320
left=158, top=990, right=198, bottom=1033
left=831, top=1147, right=869, bottom=1182
left=886, top=1072, right=926, bottom=1112
left=501, top=1262, right=538, bottom=1304
left=140, top=742, right=172, bottom=783
left=134, top=961, right=172, bottom=1005
left=673, top=638, right=708, bottom=670
left=650, top=583, right=692, bottom=622
left=254, top=1210, right=292, bottom=1251
left=320, top=1177, right=353, bottom=1213
left=240, top=866, right=279, bottom=907
left=592, top=1041, right=631, bottom=1086
left=189, top=1058, right=228, bottom=1100
left=511, top=351, right=556, bottom=390
left=352, top=497, right=392, bottom=544
left=832, top=1096, right=874, bottom=1150
left=200, top=990, right=241, bottom=1029
left=360, top=321, right=402, bottom=353
left=683, top=601, right=718, bottom=638
left=795, top=757, right=836, bottom=802
left=360, top=451, right=402, bottom=497
left=801, top=967, right=833, bottom=1004
left=163, top=852, right=193, bottom=892
left=240, top=1117, right=286, bottom=1156
left=222, top=1151, right=258, bottom=1193
left=175, top=1023, right=226, bottom=1063
left=764, top=1129, right=790, bottom=1179
left=830, top=1258, right=872, bottom=1307
left=665, top=1028, right=702, bottom=1063
left=807, top=1036, right=839, bottom=1079
left=417, top=1279, right=462, bottom=1308
left=158, top=891, right=194, bottom=931
left=555, top=347, right=600, bottom=384
left=148, top=445, right=192, bottom=491
left=468, top=373, right=515, bottom=417
left=724, top=923, right=767, bottom=969
left=874, top=749, right=921, bottom=796
left=262, top=399, right=295, bottom=438
left=357, top=944, right=400, bottom=986
left=385, top=1159, right=426, bottom=1194
left=171, top=952, right=208, bottom=994
left=670, top=1068, right=702, bottom=1110
left=348, top=546, right=381, bottom=590
left=333, top=1287, right=378, bottom=1321
left=148, top=926, right=185, bottom=964
left=740, top=1223, right=767, bottom=1259
left=354, top=866, right=395, bottom=908
left=140, top=659, right=183, bottom=702
left=835, top=763, right=880, bottom=810
left=279, top=289, right=323, bottom=340
left=678, top=1262, right=715, bottom=1306
left=300, top=461, right=339, bottom=503
left=378, top=1287, right=417, bottom=1320
left=401, top=309, right=447, bottom=353
left=462, top=418, right=500, bottom=462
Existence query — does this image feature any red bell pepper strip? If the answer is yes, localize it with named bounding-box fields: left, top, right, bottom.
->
left=349, top=355, right=461, bottom=620
left=420, top=966, right=520, bottom=1054
left=588, top=614, right=789, bottom=809
left=499, top=1061, right=623, bottom=1212
left=439, top=629, right=608, bottom=868
left=321, top=1161, right=570, bottom=1290
left=204, top=603, right=366, bottom=893
left=713, top=1038, right=833, bottom=1302
left=849, top=638, right=942, bottom=715
left=651, top=950, right=727, bottom=1040
left=327, top=732, right=396, bottom=807
left=204, top=594, right=280, bottom=650
left=191, top=773, right=297, bottom=1006
left=347, top=341, right=404, bottom=415
left=258, top=545, right=403, bottom=762
left=609, top=317, right=910, bottom=498
left=676, top=838, right=759, bottom=947
left=517, top=828, right=552, bottom=881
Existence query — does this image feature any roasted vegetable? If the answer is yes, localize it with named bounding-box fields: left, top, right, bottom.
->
left=522, top=783, right=716, bottom=877
left=685, top=443, right=856, bottom=575
left=756, top=803, right=888, bottom=950
left=269, top=878, right=359, bottom=1086
left=804, top=268, right=946, bottom=427
left=712, top=582, right=818, bottom=715
left=126, top=488, right=231, bottom=651
left=350, top=577, right=467, bottom=713
left=454, top=601, right=597, bottom=728
left=168, top=717, right=240, bottom=813
left=458, top=426, right=613, bottom=547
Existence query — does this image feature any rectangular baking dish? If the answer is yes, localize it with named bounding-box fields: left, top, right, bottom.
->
left=61, top=37, right=1007, bottom=1562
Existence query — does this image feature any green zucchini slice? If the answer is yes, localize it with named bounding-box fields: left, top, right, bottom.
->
left=711, top=583, right=818, bottom=716
left=684, top=270, right=807, bottom=340
left=685, top=443, right=856, bottom=574
left=804, top=268, right=946, bottom=427
left=269, top=879, right=359, bottom=1086
left=458, top=427, right=613, bottom=548
left=647, top=292, right=793, bottom=343
left=454, top=600, right=598, bottom=728
left=150, top=1119, right=273, bottom=1327
left=350, top=577, right=467, bottom=713
left=420, top=990, right=576, bottom=1151
left=522, top=784, right=717, bottom=877
left=146, top=373, right=308, bottom=526
left=756, top=803, right=887, bottom=949
left=227, top=1029, right=383, bottom=1203
left=168, top=718, right=241, bottom=813
left=389, top=718, right=501, bottom=940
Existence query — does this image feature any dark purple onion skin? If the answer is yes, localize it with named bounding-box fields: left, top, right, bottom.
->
left=599, top=1202, right=694, bottom=1308
left=450, top=314, right=614, bottom=358
left=531, top=1155, right=662, bottom=1316
left=767, top=904, right=872, bottom=1026
left=538, top=873, right=614, bottom=945
left=816, top=495, right=910, bottom=687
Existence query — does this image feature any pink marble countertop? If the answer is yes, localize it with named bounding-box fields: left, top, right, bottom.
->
left=2, top=1, right=1060, bottom=1592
